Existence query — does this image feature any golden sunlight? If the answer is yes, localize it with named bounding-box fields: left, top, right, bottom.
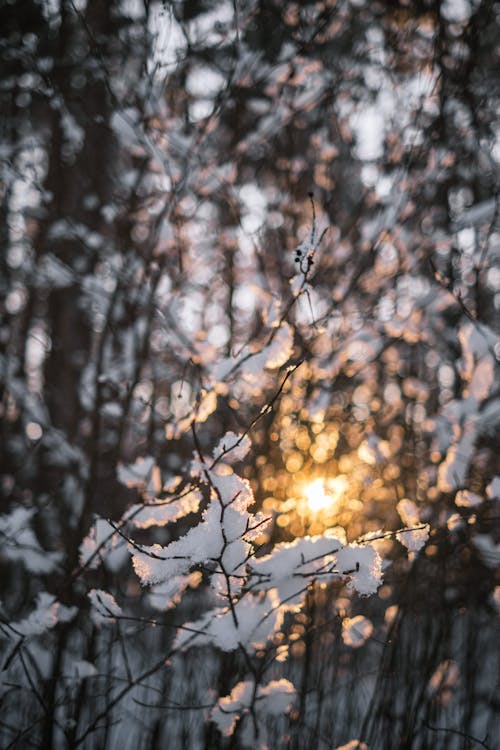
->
left=305, top=476, right=349, bottom=515
left=305, top=479, right=334, bottom=513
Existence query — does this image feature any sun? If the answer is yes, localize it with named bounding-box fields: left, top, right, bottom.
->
left=304, top=476, right=349, bottom=517
left=305, top=479, right=333, bottom=513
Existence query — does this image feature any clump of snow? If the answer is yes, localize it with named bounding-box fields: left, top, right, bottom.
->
left=473, top=534, right=500, bottom=568
left=437, top=420, right=477, bottom=492
left=175, top=591, right=284, bottom=653
left=428, top=659, right=459, bottom=700
left=79, top=517, right=128, bottom=572
left=211, top=678, right=295, bottom=738
left=358, top=434, right=391, bottom=465
left=395, top=497, right=430, bottom=552
left=88, top=589, right=122, bottom=626
left=396, top=525, right=430, bottom=553
left=170, top=388, right=218, bottom=436
left=335, top=544, right=383, bottom=595
left=447, top=513, right=464, bottom=532
left=397, top=498, right=420, bottom=526
left=455, top=490, right=482, bottom=508
left=66, top=659, right=97, bottom=681
left=148, top=572, right=202, bottom=611
left=212, top=322, right=294, bottom=382
left=213, top=432, right=251, bottom=463
left=13, top=593, right=76, bottom=637
left=211, top=680, right=253, bottom=736
left=0, top=507, right=63, bottom=574
left=126, top=488, right=202, bottom=529
left=131, top=499, right=251, bottom=585
left=117, top=456, right=159, bottom=497
left=486, top=477, right=500, bottom=500
left=342, top=615, right=373, bottom=648
left=491, top=587, right=500, bottom=614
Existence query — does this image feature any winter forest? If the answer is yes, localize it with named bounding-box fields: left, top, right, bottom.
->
left=1, top=0, right=500, bottom=748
